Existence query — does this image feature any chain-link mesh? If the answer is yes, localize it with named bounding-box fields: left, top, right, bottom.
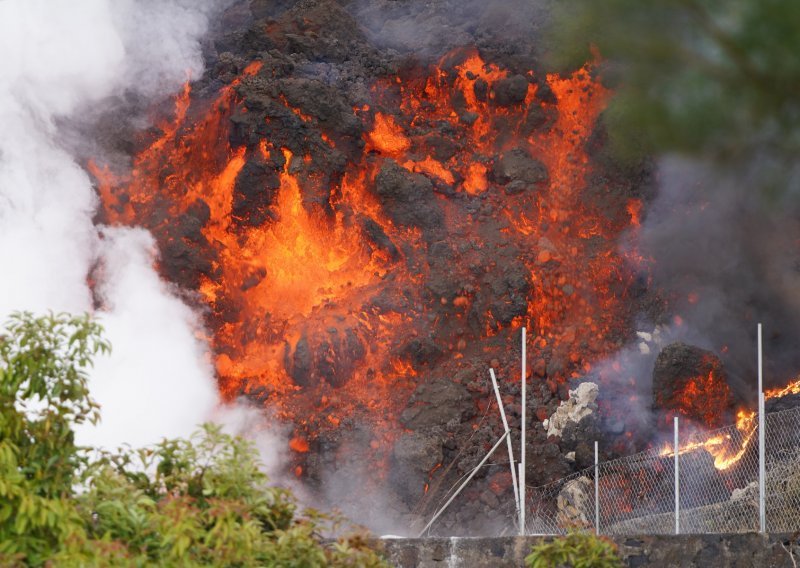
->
left=765, top=407, right=800, bottom=532
left=526, top=469, right=597, bottom=534
left=517, top=405, right=800, bottom=535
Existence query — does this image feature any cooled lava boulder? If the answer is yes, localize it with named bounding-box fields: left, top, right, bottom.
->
left=652, top=342, right=733, bottom=428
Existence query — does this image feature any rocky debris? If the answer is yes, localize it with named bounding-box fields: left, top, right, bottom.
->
left=526, top=441, right=572, bottom=487
left=635, top=325, right=665, bottom=355
left=401, top=379, right=475, bottom=430
left=391, top=431, right=444, bottom=501
left=492, top=148, right=548, bottom=188
left=89, top=0, right=656, bottom=536
left=545, top=382, right=599, bottom=438
left=492, top=75, right=529, bottom=107
left=730, top=481, right=757, bottom=503
left=766, top=391, right=800, bottom=413
left=374, top=160, right=444, bottom=241
left=555, top=476, right=593, bottom=527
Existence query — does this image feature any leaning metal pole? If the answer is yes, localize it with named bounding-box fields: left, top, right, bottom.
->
left=758, top=322, right=766, bottom=533
left=674, top=416, right=680, bottom=535
left=520, top=327, right=527, bottom=535
left=417, top=431, right=510, bottom=537
left=489, top=368, right=520, bottom=518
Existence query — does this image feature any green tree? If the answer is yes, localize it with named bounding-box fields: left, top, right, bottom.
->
left=0, top=313, right=387, bottom=567
left=0, top=312, right=108, bottom=566
left=550, top=0, right=800, bottom=172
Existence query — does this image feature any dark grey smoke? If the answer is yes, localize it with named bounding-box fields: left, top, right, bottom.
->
left=635, top=156, right=800, bottom=403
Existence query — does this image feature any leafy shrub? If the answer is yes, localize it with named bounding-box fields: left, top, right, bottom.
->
left=525, top=531, right=622, bottom=568
left=0, top=312, right=388, bottom=567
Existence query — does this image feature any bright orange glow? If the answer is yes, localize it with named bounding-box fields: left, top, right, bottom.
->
left=90, top=50, right=638, bottom=471
left=662, top=376, right=800, bottom=470
left=765, top=377, right=800, bottom=399
left=662, top=369, right=732, bottom=429
left=367, top=113, right=411, bottom=156
left=289, top=436, right=310, bottom=453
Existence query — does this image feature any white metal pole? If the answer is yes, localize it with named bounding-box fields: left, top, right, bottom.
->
left=417, top=431, right=510, bottom=537
left=518, top=462, right=524, bottom=533
left=594, top=440, right=600, bottom=535
left=520, top=326, right=527, bottom=535
left=489, top=368, right=520, bottom=516
left=674, top=416, right=680, bottom=535
left=758, top=322, right=766, bottom=533
left=759, top=392, right=766, bottom=533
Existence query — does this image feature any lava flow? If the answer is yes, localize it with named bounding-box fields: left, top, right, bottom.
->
left=660, top=376, right=800, bottom=470
left=89, top=47, right=641, bottom=474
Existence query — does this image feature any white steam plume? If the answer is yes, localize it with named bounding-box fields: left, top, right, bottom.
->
left=0, top=0, right=267, bottom=451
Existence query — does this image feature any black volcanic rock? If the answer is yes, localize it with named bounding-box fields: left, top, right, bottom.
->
left=85, top=0, right=657, bottom=536
left=492, top=148, right=548, bottom=187
left=391, top=431, right=444, bottom=501
left=375, top=159, right=444, bottom=239
left=493, top=74, right=528, bottom=106
left=401, top=380, right=474, bottom=429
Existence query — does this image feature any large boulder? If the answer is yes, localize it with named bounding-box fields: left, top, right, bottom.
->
left=556, top=476, right=594, bottom=528
left=652, top=342, right=733, bottom=428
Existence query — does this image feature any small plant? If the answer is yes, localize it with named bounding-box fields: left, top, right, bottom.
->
left=525, top=530, right=622, bottom=568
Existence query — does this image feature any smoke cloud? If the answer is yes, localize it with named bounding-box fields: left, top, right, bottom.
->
left=349, top=0, right=552, bottom=61
left=634, top=156, right=800, bottom=400
left=0, top=0, right=271, bottom=451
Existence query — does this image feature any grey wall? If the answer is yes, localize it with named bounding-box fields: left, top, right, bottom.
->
left=381, top=533, right=800, bottom=567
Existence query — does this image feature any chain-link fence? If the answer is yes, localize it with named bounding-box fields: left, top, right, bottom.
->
left=522, top=405, right=800, bottom=535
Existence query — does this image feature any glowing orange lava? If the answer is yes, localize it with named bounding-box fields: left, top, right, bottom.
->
left=662, top=376, right=800, bottom=470
left=90, top=49, right=638, bottom=466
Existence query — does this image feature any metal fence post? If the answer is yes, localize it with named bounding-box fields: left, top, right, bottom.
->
left=759, top=393, right=766, bottom=533
left=594, top=440, right=600, bottom=535
left=674, top=416, right=680, bottom=535
left=758, top=323, right=766, bottom=533
left=520, top=327, right=526, bottom=536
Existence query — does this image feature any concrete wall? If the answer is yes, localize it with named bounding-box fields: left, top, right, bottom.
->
left=381, top=533, right=800, bottom=567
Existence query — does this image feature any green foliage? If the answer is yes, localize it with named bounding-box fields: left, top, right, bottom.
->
left=549, top=0, right=800, bottom=167
left=525, top=531, right=622, bottom=568
left=0, top=313, right=388, bottom=567
left=0, top=312, right=109, bottom=566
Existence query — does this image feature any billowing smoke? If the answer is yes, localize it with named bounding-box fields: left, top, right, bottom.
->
left=0, top=0, right=279, bottom=453
left=350, top=0, right=552, bottom=60
left=634, top=157, right=800, bottom=401
left=87, top=228, right=218, bottom=448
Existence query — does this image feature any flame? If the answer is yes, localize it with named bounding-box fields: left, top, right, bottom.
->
left=765, top=376, right=800, bottom=399
left=661, top=377, right=800, bottom=470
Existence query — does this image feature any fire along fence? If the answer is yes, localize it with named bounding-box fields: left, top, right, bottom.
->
left=522, top=404, right=800, bottom=535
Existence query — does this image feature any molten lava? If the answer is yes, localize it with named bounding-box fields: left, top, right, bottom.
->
left=666, top=370, right=732, bottom=428
left=661, top=376, right=800, bottom=471
left=90, top=49, right=640, bottom=470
